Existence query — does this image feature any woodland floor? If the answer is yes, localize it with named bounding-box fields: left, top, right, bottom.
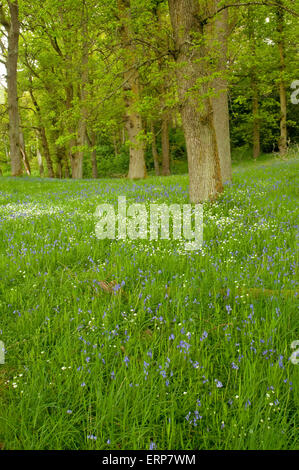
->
left=0, top=155, right=298, bottom=450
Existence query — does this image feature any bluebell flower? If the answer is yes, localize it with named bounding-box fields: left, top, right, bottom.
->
left=124, top=356, right=130, bottom=367
left=200, top=331, right=208, bottom=341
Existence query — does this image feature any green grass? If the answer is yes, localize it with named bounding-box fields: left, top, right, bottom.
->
left=0, top=155, right=298, bottom=450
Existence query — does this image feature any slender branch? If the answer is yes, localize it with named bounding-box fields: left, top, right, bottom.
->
left=218, top=2, right=299, bottom=17
left=199, top=1, right=299, bottom=25
left=0, top=3, right=10, bottom=30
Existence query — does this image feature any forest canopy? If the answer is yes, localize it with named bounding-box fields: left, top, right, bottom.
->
left=0, top=0, right=298, bottom=202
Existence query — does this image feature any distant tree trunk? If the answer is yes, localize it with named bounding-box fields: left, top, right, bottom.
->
left=64, top=152, right=71, bottom=178
left=156, top=8, right=171, bottom=177
left=29, top=82, right=54, bottom=177
left=151, top=122, right=160, bottom=176
left=206, top=6, right=232, bottom=184
left=1, top=1, right=22, bottom=176
left=252, top=84, right=260, bottom=160
left=168, top=0, right=222, bottom=202
left=39, top=125, right=54, bottom=178
left=36, top=146, right=44, bottom=176
left=118, top=0, right=146, bottom=179
left=55, top=145, right=66, bottom=179
left=121, top=126, right=126, bottom=146
left=19, top=125, right=31, bottom=175
left=276, top=2, right=287, bottom=156
left=65, top=84, right=81, bottom=178
left=113, top=135, right=118, bottom=157
left=76, top=107, right=87, bottom=179
left=51, top=126, right=64, bottom=179
left=70, top=150, right=82, bottom=178
left=56, top=159, right=62, bottom=179
left=248, top=8, right=260, bottom=160
left=76, top=6, right=89, bottom=179
left=161, top=115, right=171, bottom=176
left=88, top=130, right=98, bottom=179
left=91, top=148, right=98, bottom=178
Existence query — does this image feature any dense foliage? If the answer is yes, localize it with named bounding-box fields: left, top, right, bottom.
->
left=0, top=0, right=298, bottom=178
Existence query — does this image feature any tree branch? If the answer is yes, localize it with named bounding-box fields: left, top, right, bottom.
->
left=0, top=3, right=10, bottom=30
left=218, top=2, right=299, bottom=18
left=199, top=1, right=299, bottom=25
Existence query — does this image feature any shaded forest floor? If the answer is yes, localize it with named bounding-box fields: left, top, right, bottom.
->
left=0, top=155, right=298, bottom=450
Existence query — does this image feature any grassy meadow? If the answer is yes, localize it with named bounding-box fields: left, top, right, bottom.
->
left=0, top=155, right=298, bottom=450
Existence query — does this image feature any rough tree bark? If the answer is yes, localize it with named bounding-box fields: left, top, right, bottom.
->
left=0, top=1, right=22, bottom=176
left=168, top=0, right=222, bottom=202
left=118, top=0, right=146, bottom=179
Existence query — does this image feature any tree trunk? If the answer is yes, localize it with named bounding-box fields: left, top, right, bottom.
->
left=36, top=145, right=44, bottom=176
left=151, top=122, right=160, bottom=176
left=90, top=132, right=98, bottom=179
left=39, top=125, right=55, bottom=178
left=86, top=129, right=98, bottom=178
left=206, top=5, right=232, bottom=184
left=113, top=135, right=118, bottom=157
left=19, top=125, right=31, bottom=175
left=121, top=126, right=126, bottom=146
left=29, top=82, right=55, bottom=177
left=65, top=84, right=82, bottom=179
left=2, top=1, right=22, bottom=176
left=156, top=8, right=171, bottom=177
left=76, top=113, right=86, bottom=179
left=55, top=145, right=66, bottom=179
left=161, top=115, right=171, bottom=176
left=56, top=159, right=62, bottom=179
left=252, top=85, right=260, bottom=159
left=125, top=110, right=146, bottom=179
left=248, top=8, right=260, bottom=160
left=64, top=151, right=71, bottom=178
left=118, top=0, right=146, bottom=179
left=168, top=0, right=222, bottom=202
left=76, top=6, right=89, bottom=179
left=69, top=149, right=82, bottom=178
left=276, top=2, right=287, bottom=156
